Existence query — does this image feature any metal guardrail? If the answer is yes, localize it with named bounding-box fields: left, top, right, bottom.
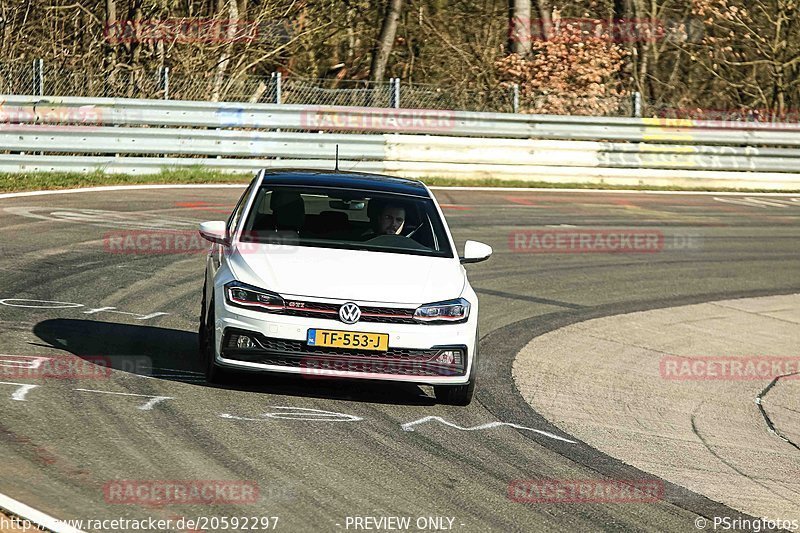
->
left=0, top=154, right=383, bottom=175
left=4, top=125, right=800, bottom=173
left=1, top=95, right=800, bottom=189
left=386, top=136, right=800, bottom=173
left=0, top=126, right=384, bottom=159
left=4, top=95, right=800, bottom=144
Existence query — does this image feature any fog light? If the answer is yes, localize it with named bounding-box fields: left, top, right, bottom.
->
left=236, top=335, right=257, bottom=349
left=434, top=350, right=458, bottom=364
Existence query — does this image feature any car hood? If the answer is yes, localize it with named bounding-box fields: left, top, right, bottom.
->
left=228, top=244, right=465, bottom=305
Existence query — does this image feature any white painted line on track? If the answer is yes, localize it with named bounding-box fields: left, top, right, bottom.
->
left=429, top=186, right=800, bottom=196
left=0, top=183, right=798, bottom=200
left=73, top=388, right=174, bottom=410
left=0, top=491, right=86, bottom=533
left=150, top=367, right=204, bottom=375
left=400, top=415, right=576, bottom=443
left=0, top=184, right=246, bottom=200
left=0, top=382, right=39, bottom=401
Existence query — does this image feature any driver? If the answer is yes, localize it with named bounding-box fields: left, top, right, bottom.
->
left=375, top=204, right=405, bottom=235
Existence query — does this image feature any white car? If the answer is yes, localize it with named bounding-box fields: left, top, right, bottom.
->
left=198, top=170, right=492, bottom=405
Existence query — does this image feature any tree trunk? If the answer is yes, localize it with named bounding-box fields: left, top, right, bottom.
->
left=346, top=6, right=356, bottom=64
left=369, top=0, right=403, bottom=81
left=211, top=0, right=240, bottom=101
left=128, top=0, right=143, bottom=98
left=104, top=0, right=117, bottom=91
left=509, top=0, right=531, bottom=55
left=535, top=0, right=552, bottom=41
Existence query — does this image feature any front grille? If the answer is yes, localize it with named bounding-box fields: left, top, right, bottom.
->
left=222, top=329, right=466, bottom=377
left=282, top=300, right=416, bottom=324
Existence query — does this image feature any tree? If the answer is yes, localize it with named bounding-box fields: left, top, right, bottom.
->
left=689, top=0, right=800, bottom=116
left=496, top=17, right=629, bottom=115
left=509, top=0, right=532, bottom=56
left=370, top=0, right=404, bottom=81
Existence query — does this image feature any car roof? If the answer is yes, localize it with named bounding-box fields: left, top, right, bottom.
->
left=259, top=169, right=430, bottom=197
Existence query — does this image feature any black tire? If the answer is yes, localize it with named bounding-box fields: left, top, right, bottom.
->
left=200, top=288, right=225, bottom=384
left=198, top=280, right=208, bottom=355
left=434, top=331, right=479, bottom=406
left=434, top=381, right=475, bottom=406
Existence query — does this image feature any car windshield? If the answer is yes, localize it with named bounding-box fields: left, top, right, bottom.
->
left=238, top=185, right=454, bottom=258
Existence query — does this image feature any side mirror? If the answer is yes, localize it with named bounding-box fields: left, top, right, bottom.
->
left=199, top=221, right=228, bottom=245
left=460, top=240, right=492, bottom=264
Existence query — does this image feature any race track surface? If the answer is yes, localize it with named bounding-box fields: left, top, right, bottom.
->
left=0, top=187, right=798, bottom=532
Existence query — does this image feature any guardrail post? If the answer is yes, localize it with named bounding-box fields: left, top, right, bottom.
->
left=632, top=91, right=642, bottom=117
left=33, top=59, right=44, bottom=96
left=392, top=78, right=400, bottom=108
left=162, top=66, right=170, bottom=100
left=512, top=83, right=520, bottom=113
left=271, top=72, right=282, bottom=104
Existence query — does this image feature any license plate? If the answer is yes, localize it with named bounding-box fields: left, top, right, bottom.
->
left=307, top=329, right=389, bottom=351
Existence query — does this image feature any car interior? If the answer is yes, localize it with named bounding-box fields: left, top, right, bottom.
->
left=242, top=189, right=442, bottom=252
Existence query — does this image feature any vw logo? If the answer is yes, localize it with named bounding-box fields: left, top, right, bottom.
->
left=339, top=302, right=361, bottom=324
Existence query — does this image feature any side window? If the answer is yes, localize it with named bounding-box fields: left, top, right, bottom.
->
left=227, top=182, right=253, bottom=239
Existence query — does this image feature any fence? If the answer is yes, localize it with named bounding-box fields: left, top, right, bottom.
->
left=1, top=95, right=799, bottom=190
left=10, top=61, right=800, bottom=123
left=0, top=60, right=636, bottom=116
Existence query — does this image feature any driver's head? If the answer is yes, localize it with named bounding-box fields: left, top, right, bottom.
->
left=377, top=205, right=405, bottom=235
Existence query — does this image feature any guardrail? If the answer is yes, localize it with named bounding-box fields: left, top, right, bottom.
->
left=5, top=95, right=800, bottom=144
left=2, top=95, right=800, bottom=190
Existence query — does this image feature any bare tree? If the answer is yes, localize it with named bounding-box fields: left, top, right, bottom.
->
left=496, top=21, right=628, bottom=115
left=690, top=0, right=800, bottom=115
left=535, top=0, right=552, bottom=41
left=104, top=0, right=117, bottom=81
left=370, top=0, right=403, bottom=81
left=211, top=0, right=240, bottom=101
left=3, top=0, right=793, bottom=118
left=509, top=0, right=531, bottom=55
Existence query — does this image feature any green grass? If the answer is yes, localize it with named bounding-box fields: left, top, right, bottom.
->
left=0, top=169, right=251, bottom=193
left=421, top=176, right=800, bottom=193
left=1, top=168, right=798, bottom=194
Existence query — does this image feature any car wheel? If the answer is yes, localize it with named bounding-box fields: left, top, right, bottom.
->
left=200, top=291, right=225, bottom=384
left=434, top=381, right=475, bottom=406
left=198, top=280, right=208, bottom=355
left=434, top=331, right=478, bottom=406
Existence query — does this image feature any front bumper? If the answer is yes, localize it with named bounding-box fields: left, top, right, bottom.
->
left=214, top=299, right=475, bottom=385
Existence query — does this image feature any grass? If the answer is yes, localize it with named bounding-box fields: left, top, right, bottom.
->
left=0, top=169, right=251, bottom=193
left=1, top=168, right=798, bottom=194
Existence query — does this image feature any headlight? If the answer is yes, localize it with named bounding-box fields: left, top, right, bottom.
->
left=413, top=298, right=470, bottom=324
left=224, top=281, right=285, bottom=312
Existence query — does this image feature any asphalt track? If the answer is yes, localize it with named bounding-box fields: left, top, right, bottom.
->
left=0, top=186, right=798, bottom=533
